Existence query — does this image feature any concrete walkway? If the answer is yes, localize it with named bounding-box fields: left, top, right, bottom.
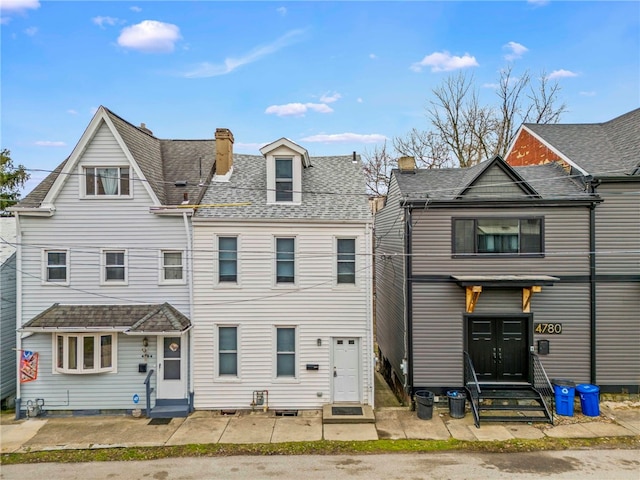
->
left=1, top=403, right=638, bottom=454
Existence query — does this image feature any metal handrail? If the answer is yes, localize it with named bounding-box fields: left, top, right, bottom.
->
left=530, top=354, right=554, bottom=424
left=144, top=369, right=155, bottom=418
left=463, top=351, right=481, bottom=428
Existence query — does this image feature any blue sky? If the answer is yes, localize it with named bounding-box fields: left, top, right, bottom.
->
left=2, top=1, right=639, bottom=195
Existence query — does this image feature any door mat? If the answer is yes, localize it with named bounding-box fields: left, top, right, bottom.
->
left=332, top=406, right=363, bottom=416
left=148, top=418, right=172, bottom=425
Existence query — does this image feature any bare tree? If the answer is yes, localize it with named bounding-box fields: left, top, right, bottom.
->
left=361, top=142, right=395, bottom=196
left=392, top=128, right=453, bottom=169
left=395, top=67, right=567, bottom=168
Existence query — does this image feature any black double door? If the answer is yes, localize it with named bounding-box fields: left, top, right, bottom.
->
left=467, top=317, right=529, bottom=382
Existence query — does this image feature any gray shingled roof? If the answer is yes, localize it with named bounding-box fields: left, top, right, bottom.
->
left=21, top=303, right=190, bottom=333
left=525, top=108, right=640, bottom=177
left=195, top=154, right=372, bottom=221
left=395, top=158, right=592, bottom=201
left=17, top=107, right=217, bottom=209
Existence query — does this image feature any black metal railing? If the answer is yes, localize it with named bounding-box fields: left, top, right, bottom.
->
left=144, top=369, right=155, bottom=418
left=463, top=351, right=481, bottom=428
left=530, top=354, right=554, bottom=424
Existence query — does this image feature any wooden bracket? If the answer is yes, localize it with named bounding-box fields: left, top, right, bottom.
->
left=466, top=286, right=482, bottom=313
left=522, top=286, right=542, bottom=312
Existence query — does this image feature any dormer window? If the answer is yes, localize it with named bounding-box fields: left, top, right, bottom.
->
left=275, top=158, right=293, bottom=202
left=260, top=138, right=310, bottom=205
left=84, top=167, right=130, bottom=196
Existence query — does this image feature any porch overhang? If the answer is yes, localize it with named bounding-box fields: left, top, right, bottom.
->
left=451, top=275, right=560, bottom=313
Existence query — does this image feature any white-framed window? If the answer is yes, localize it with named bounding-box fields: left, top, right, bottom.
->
left=84, top=167, right=130, bottom=196
left=160, top=250, right=185, bottom=284
left=276, top=326, right=296, bottom=378
left=275, top=157, right=293, bottom=202
left=275, top=237, right=295, bottom=284
left=54, top=333, right=117, bottom=374
left=43, top=250, right=69, bottom=284
left=102, top=249, right=127, bottom=284
left=218, top=237, right=238, bottom=283
left=337, top=238, right=356, bottom=284
left=217, top=326, right=238, bottom=377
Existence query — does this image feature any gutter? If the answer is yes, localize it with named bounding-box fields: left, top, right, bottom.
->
left=403, top=201, right=413, bottom=394
left=589, top=201, right=597, bottom=384
left=15, top=214, right=22, bottom=415
left=183, top=212, right=195, bottom=402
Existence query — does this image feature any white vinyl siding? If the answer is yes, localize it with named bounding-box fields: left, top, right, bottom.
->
left=192, top=221, right=373, bottom=410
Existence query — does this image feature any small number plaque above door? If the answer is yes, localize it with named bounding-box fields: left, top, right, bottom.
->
left=534, top=323, right=563, bottom=334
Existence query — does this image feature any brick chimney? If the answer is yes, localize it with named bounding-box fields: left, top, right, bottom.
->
left=215, top=128, right=234, bottom=177
left=398, top=156, right=416, bottom=172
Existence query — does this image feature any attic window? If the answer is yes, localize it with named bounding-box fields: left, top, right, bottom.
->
left=275, top=158, right=293, bottom=202
left=85, top=167, right=130, bottom=196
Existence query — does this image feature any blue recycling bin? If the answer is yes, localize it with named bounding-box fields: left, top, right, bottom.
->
left=552, top=379, right=576, bottom=416
left=576, top=384, right=600, bottom=417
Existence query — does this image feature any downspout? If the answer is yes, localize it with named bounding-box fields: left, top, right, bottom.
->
left=365, top=220, right=374, bottom=408
left=404, top=203, right=413, bottom=394
left=589, top=202, right=597, bottom=385
left=14, top=213, right=22, bottom=419
left=183, top=212, right=195, bottom=407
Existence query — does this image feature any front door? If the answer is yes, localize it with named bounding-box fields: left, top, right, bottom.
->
left=333, top=338, right=360, bottom=402
left=156, top=336, right=186, bottom=399
left=467, top=317, right=529, bottom=382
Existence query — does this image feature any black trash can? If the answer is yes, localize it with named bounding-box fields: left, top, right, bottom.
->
left=447, top=390, right=466, bottom=418
left=414, top=390, right=435, bottom=420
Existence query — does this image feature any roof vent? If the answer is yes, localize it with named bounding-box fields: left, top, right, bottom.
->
left=139, top=123, right=153, bottom=135
left=174, top=180, right=188, bottom=187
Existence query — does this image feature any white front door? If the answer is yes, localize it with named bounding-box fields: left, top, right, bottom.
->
left=333, top=338, right=360, bottom=402
left=156, top=336, right=186, bottom=399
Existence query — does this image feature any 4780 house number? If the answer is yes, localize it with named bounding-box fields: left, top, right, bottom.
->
left=534, top=323, right=563, bottom=334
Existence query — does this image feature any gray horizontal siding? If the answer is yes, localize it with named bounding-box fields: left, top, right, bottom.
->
left=594, top=184, right=640, bottom=275
left=1, top=254, right=17, bottom=401
left=596, top=283, right=640, bottom=386
left=410, top=206, right=591, bottom=277
left=19, top=333, right=156, bottom=411
left=411, top=282, right=591, bottom=387
left=374, top=178, right=406, bottom=380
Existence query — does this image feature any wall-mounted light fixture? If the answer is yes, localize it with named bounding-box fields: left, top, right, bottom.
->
left=317, top=338, right=322, bottom=347
left=142, top=337, right=149, bottom=347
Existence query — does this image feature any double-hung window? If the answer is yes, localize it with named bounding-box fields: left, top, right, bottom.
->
left=103, top=250, right=126, bottom=283
left=44, top=250, right=68, bottom=283
left=218, top=326, right=238, bottom=376
left=276, top=327, right=296, bottom=378
left=161, top=251, right=184, bottom=283
left=453, top=217, right=543, bottom=256
left=85, top=167, right=130, bottom=196
left=55, top=333, right=116, bottom=374
left=276, top=237, right=295, bottom=284
left=337, top=238, right=356, bottom=284
left=275, top=158, right=293, bottom=202
left=218, top=237, right=238, bottom=283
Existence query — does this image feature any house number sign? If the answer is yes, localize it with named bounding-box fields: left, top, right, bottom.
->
left=534, top=323, right=563, bottom=334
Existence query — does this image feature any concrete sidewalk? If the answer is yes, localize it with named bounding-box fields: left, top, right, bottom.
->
left=1, top=402, right=638, bottom=454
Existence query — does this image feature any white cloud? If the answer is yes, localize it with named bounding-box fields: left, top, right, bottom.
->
left=0, top=0, right=40, bottom=13
left=130, top=6, right=142, bottom=13
left=183, top=29, right=305, bottom=78
left=234, top=142, right=264, bottom=152
left=580, top=91, right=597, bottom=97
left=67, top=109, right=79, bottom=115
left=265, top=102, right=334, bottom=117
left=482, top=82, right=499, bottom=89
left=35, top=141, right=66, bottom=147
left=369, top=53, right=377, bottom=59
left=411, top=51, right=478, bottom=73
left=548, top=69, right=578, bottom=79
left=527, top=0, right=550, bottom=6
left=319, top=92, right=341, bottom=103
left=277, top=6, right=287, bottom=16
left=118, top=20, right=181, bottom=53
left=503, top=41, right=528, bottom=61
left=93, top=16, right=120, bottom=28
left=24, top=26, right=37, bottom=36
left=357, top=98, right=363, bottom=103
left=301, top=133, right=387, bottom=144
